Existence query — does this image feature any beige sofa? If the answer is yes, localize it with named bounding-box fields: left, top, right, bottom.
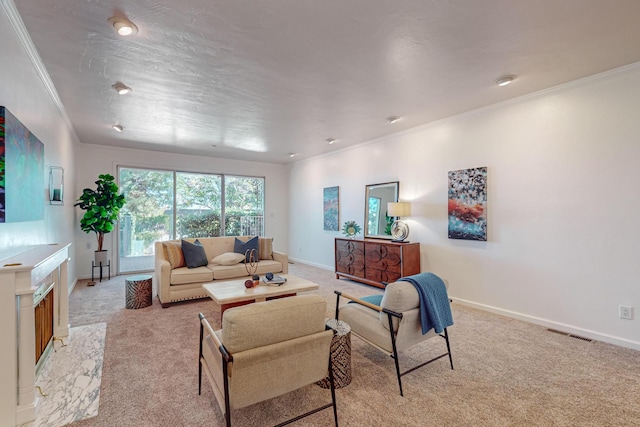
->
left=154, top=236, right=288, bottom=307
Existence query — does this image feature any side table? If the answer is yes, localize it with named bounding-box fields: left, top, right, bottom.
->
left=125, top=274, right=153, bottom=309
left=317, top=319, right=351, bottom=389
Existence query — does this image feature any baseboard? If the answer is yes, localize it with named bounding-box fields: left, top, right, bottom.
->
left=452, top=297, right=640, bottom=351
left=288, top=257, right=334, bottom=271
left=68, top=277, right=78, bottom=295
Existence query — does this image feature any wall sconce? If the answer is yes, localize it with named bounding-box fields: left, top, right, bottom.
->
left=387, top=201, right=411, bottom=242
left=49, top=166, right=64, bottom=205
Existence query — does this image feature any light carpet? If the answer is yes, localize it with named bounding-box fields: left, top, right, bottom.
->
left=67, top=263, right=640, bottom=426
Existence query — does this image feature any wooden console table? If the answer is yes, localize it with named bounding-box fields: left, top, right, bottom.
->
left=335, top=238, right=420, bottom=288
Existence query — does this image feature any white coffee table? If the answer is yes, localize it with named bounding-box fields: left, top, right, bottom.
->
left=202, top=274, right=319, bottom=323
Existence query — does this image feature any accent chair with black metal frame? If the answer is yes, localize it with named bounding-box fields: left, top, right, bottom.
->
left=198, top=294, right=338, bottom=426
left=335, top=275, right=454, bottom=396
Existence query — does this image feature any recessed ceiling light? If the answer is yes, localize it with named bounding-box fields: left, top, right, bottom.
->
left=289, top=153, right=297, bottom=158
left=112, top=124, right=124, bottom=132
left=108, top=16, right=138, bottom=36
left=386, top=116, right=401, bottom=124
left=326, top=138, right=337, bottom=145
left=496, top=75, right=516, bottom=87
left=112, top=82, right=132, bottom=95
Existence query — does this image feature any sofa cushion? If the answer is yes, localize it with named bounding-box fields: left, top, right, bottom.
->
left=182, top=239, right=209, bottom=268
left=163, top=241, right=186, bottom=269
left=234, top=236, right=259, bottom=263
left=258, top=237, right=274, bottom=260
left=211, top=252, right=246, bottom=266
left=210, top=260, right=283, bottom=280
left=170, top=266, right=214, bottom=285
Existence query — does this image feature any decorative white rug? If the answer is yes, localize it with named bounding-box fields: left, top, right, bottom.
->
left=23, top=323, right=107, bottom=427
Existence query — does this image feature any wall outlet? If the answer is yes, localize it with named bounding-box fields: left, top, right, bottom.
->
left=86, top=242, right=92, bottom=250
left=619, top=305, right=633, bottom=320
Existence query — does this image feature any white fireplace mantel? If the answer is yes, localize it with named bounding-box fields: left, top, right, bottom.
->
left=0, top=243, right=71, bottom=426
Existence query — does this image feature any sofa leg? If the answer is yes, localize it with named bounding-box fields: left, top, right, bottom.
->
left=159, top=297, right=170, bottom=308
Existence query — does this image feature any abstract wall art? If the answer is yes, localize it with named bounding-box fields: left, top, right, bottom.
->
left=323, top=186, right=339, bottom=231
left=0, top=106, right=45, bottom=223
left=448, top=166, right=487, bottom=241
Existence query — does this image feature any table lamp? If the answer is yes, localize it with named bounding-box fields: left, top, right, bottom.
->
left=387, top=202, right=411, bottom=242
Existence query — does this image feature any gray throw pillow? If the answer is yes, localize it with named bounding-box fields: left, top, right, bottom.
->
left=182, top=239, right=208, bottom=268
left=234, top=236, right=259, bottom=263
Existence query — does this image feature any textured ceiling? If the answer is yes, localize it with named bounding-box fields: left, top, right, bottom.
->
left=11, top=0, right=640, bottom=164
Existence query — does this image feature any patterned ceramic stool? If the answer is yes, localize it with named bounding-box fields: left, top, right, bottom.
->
left=317, top=319, right=352, bottom=389
left=125, top=274, right=152, bottom=309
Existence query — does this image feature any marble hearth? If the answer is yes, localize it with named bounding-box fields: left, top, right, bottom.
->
left=0, top=244, right=71, bottom=426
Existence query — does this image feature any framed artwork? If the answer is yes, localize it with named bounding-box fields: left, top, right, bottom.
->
left=0, top=106, right=45, bottom=223
left=448, top=167, right=487, bottom=241
left=49, top=166, right=64, bottom=205
left=323, top=186, right=339, bottom=231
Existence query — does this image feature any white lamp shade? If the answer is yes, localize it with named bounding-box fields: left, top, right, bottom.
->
left=387, top=201, right=411, bottom=217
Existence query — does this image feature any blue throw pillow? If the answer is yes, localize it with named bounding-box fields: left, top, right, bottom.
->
left=182, top=239, right=208, bottom=269
left=234, top=236, right=259, bottom=263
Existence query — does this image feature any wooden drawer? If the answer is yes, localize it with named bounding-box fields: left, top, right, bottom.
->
left=365, top=268, right=402, bottom=284
left=336, top=239, right=364, bottom=256
left=365, top=243, right=401, bottom=271
left=335, top=238, right=420, bottom=288
left=335, top=239, right=365, bottom=278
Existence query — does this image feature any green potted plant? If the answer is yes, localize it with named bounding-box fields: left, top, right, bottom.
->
left=74, top=174, right=126, bottom=264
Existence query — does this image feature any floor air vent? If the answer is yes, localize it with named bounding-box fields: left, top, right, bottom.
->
left=568, top=334, right=593, bottom=342
left=547, top=329, right=593, bottom=342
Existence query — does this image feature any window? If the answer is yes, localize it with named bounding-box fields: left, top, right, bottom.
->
left=225, top=175, right=265, bottom=236
left=117, top=167, right=265, bottom=273
left=176, top=172, right=222, bottom=238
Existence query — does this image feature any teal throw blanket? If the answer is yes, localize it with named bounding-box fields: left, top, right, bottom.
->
left=399, top=272, right=453, bottom=334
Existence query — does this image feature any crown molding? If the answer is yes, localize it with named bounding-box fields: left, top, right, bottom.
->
left=1, top=0, right=79, bottom=142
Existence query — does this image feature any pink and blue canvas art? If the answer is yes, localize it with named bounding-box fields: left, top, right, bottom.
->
left=448, top=167, right=487, bottom=241
left=0, top=106, right=45, bottom=223
left=323, top=186, right=339, bottom=231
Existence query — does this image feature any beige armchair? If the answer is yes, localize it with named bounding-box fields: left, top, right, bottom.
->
left=198, top=295, right=338, bottom=426
left=335, top=275, right=453, bottom=396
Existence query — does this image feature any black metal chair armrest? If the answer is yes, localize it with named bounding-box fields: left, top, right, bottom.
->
left=333, top=290, right=402, bottom=319
left=199, top=312, right=232, bottom=363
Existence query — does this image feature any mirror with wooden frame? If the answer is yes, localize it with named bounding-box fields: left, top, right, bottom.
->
left=364, top=181, right=399, bottom=239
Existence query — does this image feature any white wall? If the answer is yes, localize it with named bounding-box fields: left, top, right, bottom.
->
left=289, top=64, right=640, bottom=350
left=0, top=3, right=77, bottom=280
left=74, top=144, right=289, bottom=278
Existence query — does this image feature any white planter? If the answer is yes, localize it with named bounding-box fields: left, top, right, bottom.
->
left=94, top=250, right=108, bottom=265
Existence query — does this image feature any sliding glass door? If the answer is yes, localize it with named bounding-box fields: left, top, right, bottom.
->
left=175, top=172, right=222, bottom=238
left=224, top=175, right=265, bottom=236
left=118, top=167, right=265, bottom=274
left=118, top=168, right=174, bottom=273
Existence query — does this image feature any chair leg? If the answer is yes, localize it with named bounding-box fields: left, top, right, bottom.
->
left=443, top=328, right=454, bottom=370
left=223, top=361, right=231, bottom=427
left=198, top=360, right=202, bottom=395
left=387, top=313, right=404, bottom=397
left=198, top=319, right=203, bottom=395
left=328, top=354, right=339, bottom=426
